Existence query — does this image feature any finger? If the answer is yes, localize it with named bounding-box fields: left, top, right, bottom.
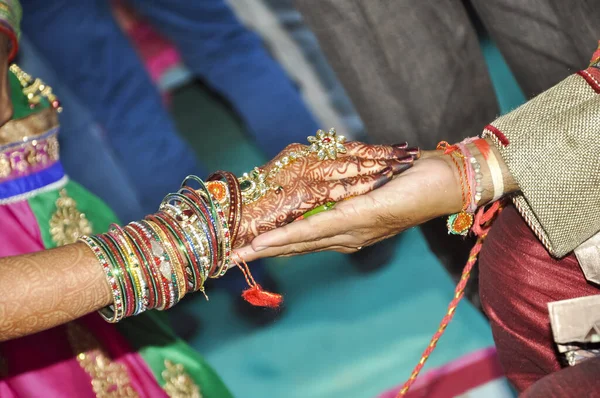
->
left=262, top=143, right=306, bottom=171
left=252, top=208, right=347, bottom=251
left=253, top=235, right=355, bottom=258
left=320, top=156, right=414, bottom=180
left=341, top=141, right=408, bottom=160
left=232, top=245, right=261, bottom=263
left=251, top=168, right=394, bottom=250
left=320, top=166, right=396, bottom=203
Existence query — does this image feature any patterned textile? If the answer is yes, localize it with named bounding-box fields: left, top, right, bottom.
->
left=0, top=65, right=233, bottom=396
left=483, top=51, right=600, bottom=258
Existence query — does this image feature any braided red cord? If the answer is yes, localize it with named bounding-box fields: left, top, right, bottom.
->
left=396, top=202, right=503, bottom=397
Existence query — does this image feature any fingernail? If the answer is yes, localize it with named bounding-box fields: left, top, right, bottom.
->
left=392, top=142, right=408, bottom=149
left=374, top=167, right=393, bottom=189
left=397, top=155, right=413, bottom=163
left=406, top=147, right=421, bottom=159
left=390, top=160, right=413, bottom=174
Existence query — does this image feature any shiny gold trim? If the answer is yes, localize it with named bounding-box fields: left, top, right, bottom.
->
left=0, top=134, right=60, bottom=180
left=0, top=107, right=59, bottom=146
left=162, top=360, right=202, bottom=398
left=50, top=189, right=93, bottom=247
left=66, top=322, right=139, bottom=397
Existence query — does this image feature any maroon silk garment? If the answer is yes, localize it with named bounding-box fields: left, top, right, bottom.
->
left=521, top=357, right=600, bottom=397
left=479, top=205, right=600, bottom=392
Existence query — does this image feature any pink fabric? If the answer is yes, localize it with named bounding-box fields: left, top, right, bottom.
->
left=0, top=202, right=167, bottom=397
left=378, top=348, right=506, bottom=398
left=113, top=2, right=182, bottom=82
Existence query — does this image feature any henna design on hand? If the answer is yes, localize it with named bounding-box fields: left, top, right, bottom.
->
left=234, top=142, right=414, bottom=248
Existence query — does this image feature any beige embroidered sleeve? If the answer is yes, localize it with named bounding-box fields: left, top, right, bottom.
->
left=482, top=67, right=600, bottom=259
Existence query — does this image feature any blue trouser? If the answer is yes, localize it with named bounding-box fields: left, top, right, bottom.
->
left=125, top=0, right=319, bottom=156
left=20, top=0, right=318, bottom=292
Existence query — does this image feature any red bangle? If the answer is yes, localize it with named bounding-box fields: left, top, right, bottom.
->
left=122, top=224, right=157, bottom=310
left=208, top=171, right=242, bottom=246
left=98, top=233, right=136, bottom=317
left=130, top=222, right=172, bottom=310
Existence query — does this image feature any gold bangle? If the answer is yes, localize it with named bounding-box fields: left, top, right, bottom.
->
left=145, top=220, right=187, bottom=304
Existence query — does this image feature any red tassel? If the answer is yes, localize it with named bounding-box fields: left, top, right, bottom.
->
left=232, top=254, right=283, bottom=308
left=242, top=285, right=283, bottom=308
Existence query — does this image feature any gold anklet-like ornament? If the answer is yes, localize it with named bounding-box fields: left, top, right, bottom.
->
left=238, top=128, right=346, bottom=204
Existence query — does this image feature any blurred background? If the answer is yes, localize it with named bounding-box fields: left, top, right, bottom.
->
left=16, top=0, right=527, bottom=396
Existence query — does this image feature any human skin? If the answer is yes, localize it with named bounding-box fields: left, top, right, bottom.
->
left=0, top=135, right=410, bottom=341
left=239, top=139, right=518, bottom=260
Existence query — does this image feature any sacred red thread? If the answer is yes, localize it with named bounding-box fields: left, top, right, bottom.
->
left=232, top=254, right=283, bottom=308
left=396, top=201, right=503, bottom=397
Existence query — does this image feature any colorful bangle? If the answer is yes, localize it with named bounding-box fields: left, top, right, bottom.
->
left=181, top=175, right=220, bottom=224
left=139, top=220, right=177, bottom=310
left=145, top=219, right=186, bottom=305
left=109, top=224, right=149, bottom=315
left=86, top=172, right=272, bottom=323
left=129, top=221, right=170, bottom=311
left=162, top=201, right=211, bottom=284
left=92, top=234, right=130, bottom=320
left=148, top=212, right=198, bottom=294
left=79, top=235, right=125, bottom=323
left=178, top=188, right=220, bottom=276
left=122, top=224, right=158, bottom=310
left=206, top=190, right=232, bottom=278
left=101, top=232, right=138, bottom=317
left=208, top=171, right=242, bottom=245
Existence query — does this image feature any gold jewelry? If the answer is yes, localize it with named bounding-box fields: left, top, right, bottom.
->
left=239, top=128, right=347, bottom=204
left=9, top=64, right=63, bottom=112
left=307, top=128, right=347, bottom=160
left=50, top=189, right=92, bottom=246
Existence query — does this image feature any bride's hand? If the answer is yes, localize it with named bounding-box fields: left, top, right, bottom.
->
left=234, top=138, right=417, bottom=247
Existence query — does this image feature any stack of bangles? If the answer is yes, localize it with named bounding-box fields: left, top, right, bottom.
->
left=438, top=137, right=503, bottom=235
left=79, top=172, right=241, bottom=323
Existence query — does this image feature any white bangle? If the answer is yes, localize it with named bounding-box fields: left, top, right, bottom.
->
left=486, top=149, right=504, bottom=202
